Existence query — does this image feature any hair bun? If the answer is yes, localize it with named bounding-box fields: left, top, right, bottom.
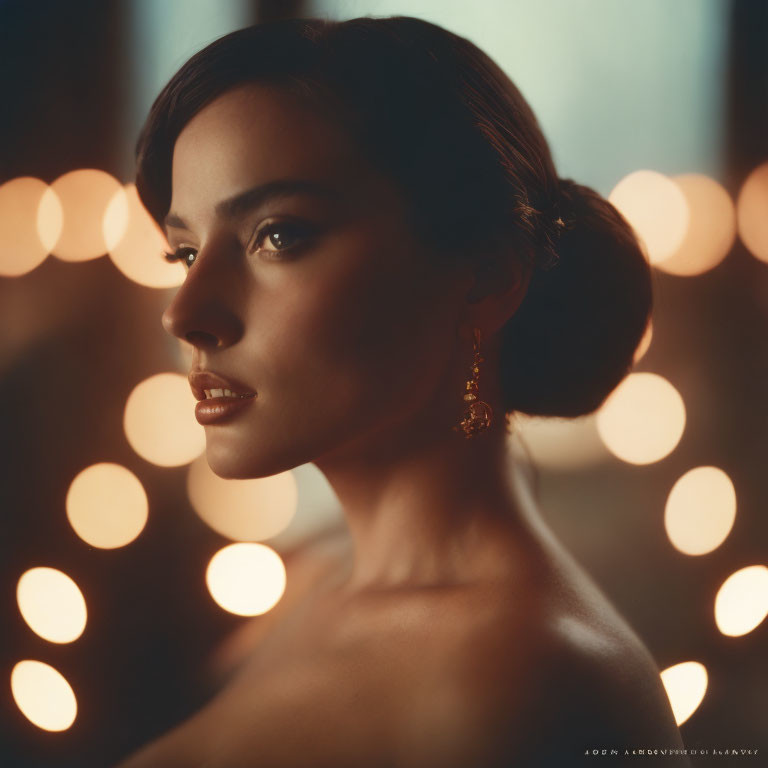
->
left=500, top=179, right=652, bottom=418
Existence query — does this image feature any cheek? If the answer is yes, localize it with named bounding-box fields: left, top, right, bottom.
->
left=253, top=235, right=456, bottom=426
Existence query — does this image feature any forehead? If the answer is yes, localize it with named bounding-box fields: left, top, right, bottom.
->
left=170, top=83, right=368, bottom=215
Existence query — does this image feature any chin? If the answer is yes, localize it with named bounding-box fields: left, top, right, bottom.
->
left=203, top=433, right=306, bottom=480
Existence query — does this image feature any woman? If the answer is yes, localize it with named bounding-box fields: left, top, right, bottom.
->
left=118, top=16, right=690, bottom=767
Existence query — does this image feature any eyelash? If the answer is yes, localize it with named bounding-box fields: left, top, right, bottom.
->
left=163, top=220, right=313, bottom=267
left=163, top=245, right=197, bottom=268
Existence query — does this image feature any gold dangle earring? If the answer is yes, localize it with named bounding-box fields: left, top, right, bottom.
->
left=453, top=328, right=493, bottom=438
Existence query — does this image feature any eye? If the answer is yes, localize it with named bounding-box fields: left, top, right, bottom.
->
left=163, top=246, right=197, bottom=269
left=253, top=221, right=312, bottom=255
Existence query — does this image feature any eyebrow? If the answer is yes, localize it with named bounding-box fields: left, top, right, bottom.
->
left=164, top=179, right=340, bottom=230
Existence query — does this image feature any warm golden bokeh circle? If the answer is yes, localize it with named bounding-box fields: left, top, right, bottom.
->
left=123, top=373, right=205, bottom=466
left=609, top=170, right=689, bottom=264
left=633, top=319, right=653, bottom=364
left=659, top=661, right=708, bottom=726
left=655, top=174, right=736, bottom=276
left=206, top=542, right=287, bottom=616
left=664, top=466, right=737, bottom=556
left=50, top=169, right=125, bottom=262
left=11, top=660, right=78, bottom=732
left=66, top=462, right=149, bottom=548
left=736, top=162, right=768, bottom=263
left=102, top=185, right=129, bottom=251
left=0, top=177, right=62, bottom=277
left=187, top=456, right=298, bottom=541
left=16, top=567, right=87, bottom=643
left=714, top=565, right=768, bottom=637
left=596, top=372, right=686, bottom=464
left=106, top=184, right=185, bottom=288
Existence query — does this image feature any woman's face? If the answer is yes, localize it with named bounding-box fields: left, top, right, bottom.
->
left=163, top=84, right=471, bottom=478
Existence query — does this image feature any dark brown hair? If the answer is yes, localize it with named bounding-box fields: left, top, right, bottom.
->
left=136, top=16, right=652, bottom=418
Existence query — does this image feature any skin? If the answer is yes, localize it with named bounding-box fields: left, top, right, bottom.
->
left=116, top=84, right=690, bottom=767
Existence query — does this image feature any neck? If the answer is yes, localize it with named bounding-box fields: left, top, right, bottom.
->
left=314, top=411, right=540, bottom=595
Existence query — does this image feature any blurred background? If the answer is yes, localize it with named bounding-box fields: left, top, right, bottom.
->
left=1, top=0, right=766, bottom=765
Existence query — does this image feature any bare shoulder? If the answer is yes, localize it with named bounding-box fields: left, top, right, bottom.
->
left=419, top=587, right=691, bottom=767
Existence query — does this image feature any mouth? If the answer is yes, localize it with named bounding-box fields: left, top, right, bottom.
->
left=201, top=388, right=255, bottom=400
left=189, top=370, right=257, bottom=402
left=189, top=370, right=257, bottom=425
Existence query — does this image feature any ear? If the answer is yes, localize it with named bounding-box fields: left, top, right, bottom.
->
left=463, top=252, right=533, bottom=335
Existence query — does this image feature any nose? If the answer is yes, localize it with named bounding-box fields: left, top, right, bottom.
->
left=161, top=248, right=244, bottom=349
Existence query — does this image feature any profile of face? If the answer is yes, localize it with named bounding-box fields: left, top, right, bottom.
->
left=162, top=84, right=476, bottom=479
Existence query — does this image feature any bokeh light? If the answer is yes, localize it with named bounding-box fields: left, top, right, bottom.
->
left=609, top=170, right=689, bottom=264
left=66, top=462, right=148, bottom=548
left=659, top=661, right=708, bottom=726
left=206, top=542, right=286, bottom=616
left=596, top=373, right=686, bottom=464
left=187, top=456, right=298, bottom=541
left=714, top=565, right=768, bottom=637
left=633, top=319, right=653, bottom=364
left=664, top=466, right=736, bottom=556
left=0, top=177, right=62, bottom=277
left=16, top=567, right=87, bottom=643
left=106, top=184, right=185, bottom=288
left=655, top=174, right=735, bottom=276
left=736, top=162, right=768, bottom=264
left=50, top=169, right=125, bottom=262
left=102, top=184, right=129, bottom=250
left=123, top=373, right=205, bottom=466
left=11, top=660, right=78, bottom=732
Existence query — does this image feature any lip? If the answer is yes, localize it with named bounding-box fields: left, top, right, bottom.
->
left=188, top=370, right=257, bottom=402
left=188, top=369, right=257, bottom=425
left=195, top=396, right=255, bottom=425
